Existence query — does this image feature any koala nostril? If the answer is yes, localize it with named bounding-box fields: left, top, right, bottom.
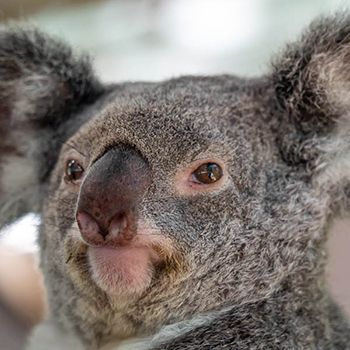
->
left=76, top=210, right=135, bottom=246
left=109, top=212, right=129, bottom=239
left=76, top=211, right=102, bottom=243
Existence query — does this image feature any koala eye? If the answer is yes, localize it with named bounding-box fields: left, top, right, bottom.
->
left=65, top=159, right=84, bottom=183
left=193, top=163, right=223, bottom=184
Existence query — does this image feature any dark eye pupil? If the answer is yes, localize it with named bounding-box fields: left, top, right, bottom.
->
left=194, top=163, right=223, bottom=184
left=66, top=160, right=83, bottom=181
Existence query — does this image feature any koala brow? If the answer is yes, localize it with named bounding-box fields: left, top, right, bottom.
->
left=64, top=140, right=87, bottom=158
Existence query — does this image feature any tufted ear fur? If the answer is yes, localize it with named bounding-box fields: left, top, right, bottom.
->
left=273, top=14, right=350, bottom=206
left=0, top=27, right=104, bottom=228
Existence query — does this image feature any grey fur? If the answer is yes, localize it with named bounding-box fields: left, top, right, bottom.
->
left=0, top=14, right=350, bottom=350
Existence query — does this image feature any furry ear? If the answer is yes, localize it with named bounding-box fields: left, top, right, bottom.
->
left=272, top=14, right=350, bottom=178
left=0, top=27, right=104, bottom=228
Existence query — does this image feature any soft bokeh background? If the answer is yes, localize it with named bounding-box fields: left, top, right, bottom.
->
left=0, top=0, right=349, bottom=349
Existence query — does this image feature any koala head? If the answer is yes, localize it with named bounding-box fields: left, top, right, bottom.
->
left=1, top=16, right=350, bottom=347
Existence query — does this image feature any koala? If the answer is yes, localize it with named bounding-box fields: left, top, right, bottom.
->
left=0, top=13, right=350, bottom=350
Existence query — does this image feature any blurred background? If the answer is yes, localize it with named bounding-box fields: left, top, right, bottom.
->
left=0, top=0, right=349, bottom=349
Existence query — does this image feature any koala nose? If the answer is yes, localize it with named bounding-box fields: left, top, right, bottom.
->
left=75, top=147, right=151, bottom=247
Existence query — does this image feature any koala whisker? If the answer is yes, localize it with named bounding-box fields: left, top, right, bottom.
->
left=43, top=214, right=165, bottom=237
left=65, top=253, right=73, bottom=264
left=141, top=196, right=179, bottom=204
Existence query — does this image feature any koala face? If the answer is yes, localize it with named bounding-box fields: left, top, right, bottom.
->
left=42, top=79, right=274, bottom=337
left=1, top=16, right=350, bottom=348
left=40, top=77, right=327, bottom=345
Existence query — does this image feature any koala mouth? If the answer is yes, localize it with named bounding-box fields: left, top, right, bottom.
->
left=68, top=220, right=181, bottom=298
left=87, top=244, right=158, bottom=297
left=65, top=205, right=183, bottom=299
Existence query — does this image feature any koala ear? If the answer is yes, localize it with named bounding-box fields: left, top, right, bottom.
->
left=272, top=14, right=350, bottom=172
left=0, top=27, right=104, bottom=228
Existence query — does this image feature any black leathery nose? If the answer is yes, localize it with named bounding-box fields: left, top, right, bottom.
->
left=75, top=146, right=151, bottom=245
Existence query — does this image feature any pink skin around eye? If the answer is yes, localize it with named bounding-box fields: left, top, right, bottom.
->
left=174, top=158, right=228, bottom=195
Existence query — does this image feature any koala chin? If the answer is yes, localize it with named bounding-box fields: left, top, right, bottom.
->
left=1, top=14, right=350, bottom=350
